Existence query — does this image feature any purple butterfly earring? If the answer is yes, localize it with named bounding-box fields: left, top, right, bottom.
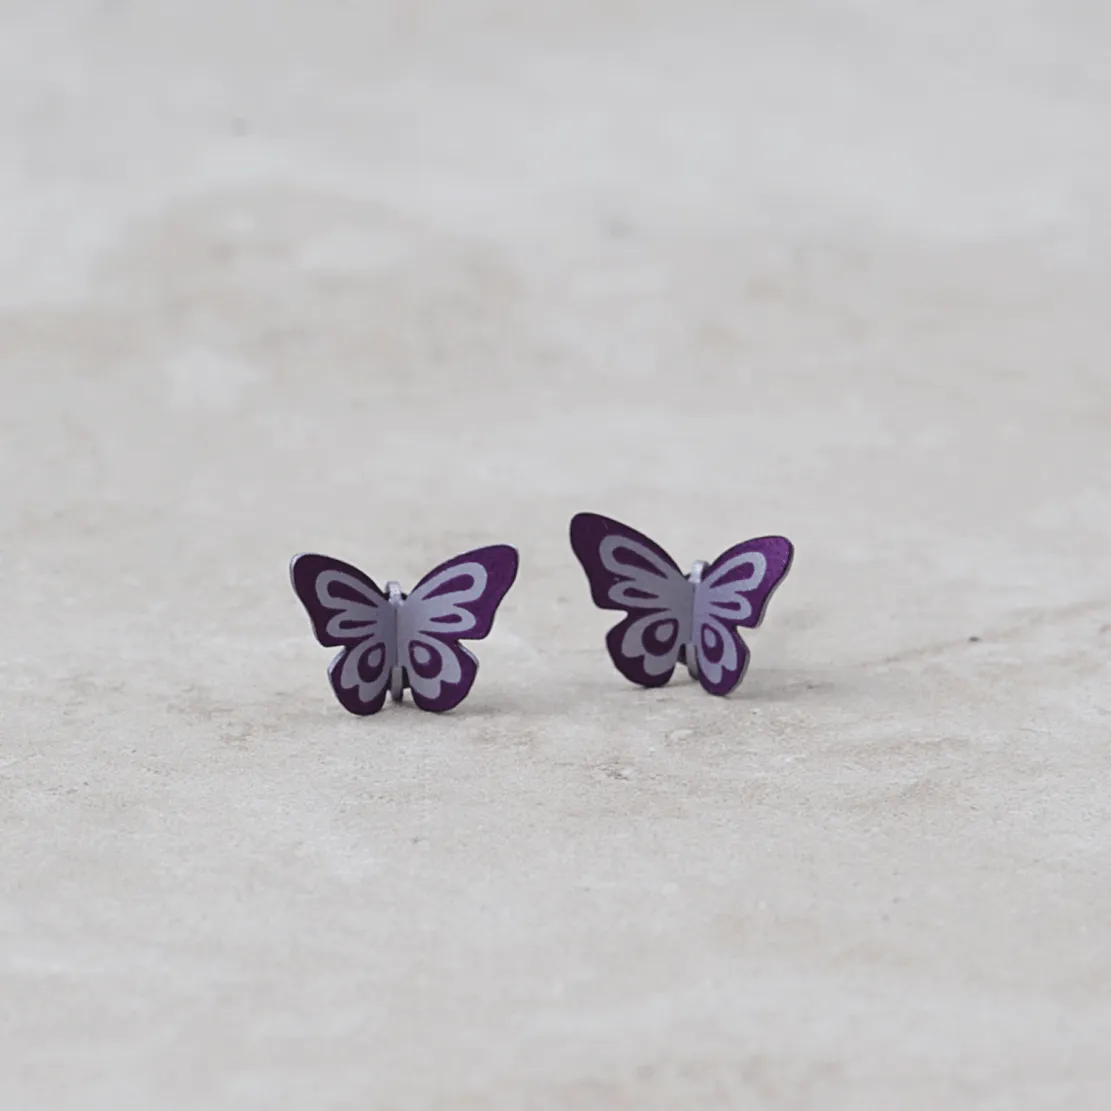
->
left=291, top=545, right=519, bottom=714
left=569, top=513, right=793, bottom=696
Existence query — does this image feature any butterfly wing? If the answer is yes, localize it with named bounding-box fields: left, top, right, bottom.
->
left=290, top=553, right=396, bottom=716
left=692, top=536, right=794, bottom=696
left=398, top=544, right=519, bottom=712
left=569, top=512, right=694, bottom=688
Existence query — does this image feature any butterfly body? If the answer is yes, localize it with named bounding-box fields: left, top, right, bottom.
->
left=570, top=513, right=793, bottom=697
left=291, top=545, right=518, bottom=715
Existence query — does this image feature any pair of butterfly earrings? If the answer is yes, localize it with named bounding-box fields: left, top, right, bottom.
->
left=291, top=513, right=795, bottom=715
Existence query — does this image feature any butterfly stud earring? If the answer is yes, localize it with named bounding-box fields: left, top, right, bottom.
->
left=569, top=513, right=793, bottom=697
left=290, top=545, right=519, bottom=714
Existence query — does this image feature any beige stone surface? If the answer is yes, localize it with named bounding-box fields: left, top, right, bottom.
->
left=2, top=2, right=1110, bottom=1108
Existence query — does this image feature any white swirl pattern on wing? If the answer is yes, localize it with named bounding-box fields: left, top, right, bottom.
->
left=599, top=534, right=694, bottom=677
left=399, top=560, right=488, bottom=701
left=316, top=569, right=392, bottom=640
left=314, top=570, right=397, bottom=706
left=335, top=637, right=391, bottom=704
left=692, top=552, right=768, bottom=687
left=698, top=551, right=767, bottom=623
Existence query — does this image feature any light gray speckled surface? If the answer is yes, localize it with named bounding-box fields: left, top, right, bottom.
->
left=2, top=2, right=1110, bottom=1107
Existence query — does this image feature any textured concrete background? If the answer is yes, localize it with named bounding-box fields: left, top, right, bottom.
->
left=2, top=2, right=1110, bottom=1108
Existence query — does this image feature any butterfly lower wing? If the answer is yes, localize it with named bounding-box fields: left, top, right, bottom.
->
left=400, top=544, right=519, bottom=712
left=569, top=513, right=692, bottom=688
left=693, top=536, right=794, bottom=696
left=290, top=553, right=394, bottom=715
left=691, top=618, right=752, bottom=696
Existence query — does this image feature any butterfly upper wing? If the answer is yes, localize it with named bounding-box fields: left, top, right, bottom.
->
left=692, top=536, right=794, bottom=696
left=398, top=544, right=519, bottom=712
left=569, top=512, right=694, bottom=688
left=290, top=553, right=396, bottom=715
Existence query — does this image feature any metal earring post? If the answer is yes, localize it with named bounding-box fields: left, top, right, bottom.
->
left=685, top=560, right=707, bottom=681
left=386, top=580, right=405, bottom=703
